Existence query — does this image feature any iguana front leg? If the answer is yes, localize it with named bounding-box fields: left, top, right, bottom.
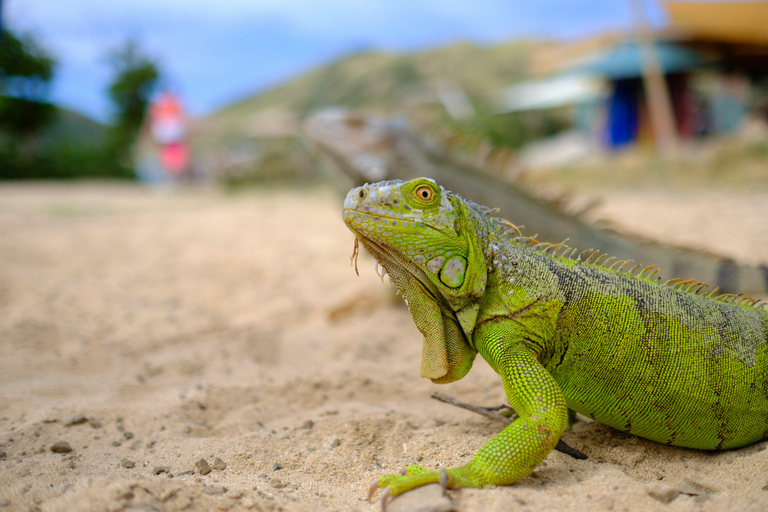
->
left=370, top=346, right=569, bottom=502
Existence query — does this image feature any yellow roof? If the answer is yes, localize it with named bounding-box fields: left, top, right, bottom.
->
left=665, top=1, right=768, bottom=43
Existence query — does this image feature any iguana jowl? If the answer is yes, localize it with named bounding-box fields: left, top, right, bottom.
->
left=342, top=177, right=768, bottom=501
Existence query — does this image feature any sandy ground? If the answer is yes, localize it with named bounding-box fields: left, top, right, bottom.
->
left=1, top=181, right=767, bottom=512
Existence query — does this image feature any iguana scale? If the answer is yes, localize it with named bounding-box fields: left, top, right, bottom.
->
left=342, top=177, right=768, bottom=503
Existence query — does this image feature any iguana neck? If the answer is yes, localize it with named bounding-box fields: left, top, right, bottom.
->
left=473, top=225, right=564, bottom=368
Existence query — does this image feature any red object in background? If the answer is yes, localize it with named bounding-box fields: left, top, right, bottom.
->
left=150, top=92, right=189, bottom=174
left=161, top=142, right=188, bottom=174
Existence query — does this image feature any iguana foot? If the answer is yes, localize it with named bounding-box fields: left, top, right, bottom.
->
left=369, top=464, right=486, bottom=510
left=368, top=464, right=447, bottom=506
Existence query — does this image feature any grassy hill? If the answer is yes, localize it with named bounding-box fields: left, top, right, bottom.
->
left=42, top=107, right=107, bottom=148
left=197, top=40, right=551, bottom=145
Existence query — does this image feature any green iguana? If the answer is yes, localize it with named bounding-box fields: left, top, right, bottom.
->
left=342, top=177, right=768, bottom=506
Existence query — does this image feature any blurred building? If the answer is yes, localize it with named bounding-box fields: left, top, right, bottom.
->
left=499, top=1, right=768, bottom=150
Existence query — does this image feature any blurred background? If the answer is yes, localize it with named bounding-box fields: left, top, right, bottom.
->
left=1, top=5, right=768, bottom=510
left=1, top=0, right=767, bottom=186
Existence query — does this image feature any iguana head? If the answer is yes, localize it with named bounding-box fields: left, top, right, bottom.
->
left=342, top=178, right=487, bottom=383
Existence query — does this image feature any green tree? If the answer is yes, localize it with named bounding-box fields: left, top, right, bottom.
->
left=105, top=40, right=160, bottom=163
left=0, top=28, right=57, bottom=152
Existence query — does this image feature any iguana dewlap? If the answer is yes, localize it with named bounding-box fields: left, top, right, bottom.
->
left=342, top=177, right=768, bottom=501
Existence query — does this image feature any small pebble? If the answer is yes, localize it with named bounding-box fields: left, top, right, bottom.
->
left=195, top=458, right=211, bottom=475
left=123, top=432, right=134, bottom=440
left=51, top=441, right=73, bottom=454
left=153, top=466, right=171, bottom=475
left=212, top=457, right=226, bottom=471
left=202, top=485, right=227, bottom=495
left=678, top=478, right=717, bottom=496
left=273, top=463, right=283, bottom=471
left=177, top=470, right=194, bottom=476
left=112, top=441, right=121, bottom=447
left=65, top=415, right=88, bottom=426
left=121, top=459, right=136, bottom=469
left=330, top=439, right=341, bottom=448
left=88, top=419, right=102, bottom=429
left=647, top=484, right=679, bottom=504
left=384, top=483, right=457, bottom=512
left=299, top=420, right=314, bottom=430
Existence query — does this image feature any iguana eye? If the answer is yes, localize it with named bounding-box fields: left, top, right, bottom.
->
left=415, top=185, right=433, bottom=201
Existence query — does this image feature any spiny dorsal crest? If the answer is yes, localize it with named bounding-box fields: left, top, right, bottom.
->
left=479, top=206, right=767, bottom=310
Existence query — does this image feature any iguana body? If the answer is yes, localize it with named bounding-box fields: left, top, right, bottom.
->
left=342, top=177, right=768, bottom=499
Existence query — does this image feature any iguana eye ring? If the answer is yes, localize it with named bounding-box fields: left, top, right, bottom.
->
left=415, top=185, right=433, bottom=201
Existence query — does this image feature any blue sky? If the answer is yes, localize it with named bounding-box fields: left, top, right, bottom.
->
left=5, top=0, right=667, bottom=122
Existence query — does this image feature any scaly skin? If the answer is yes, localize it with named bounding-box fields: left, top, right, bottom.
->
left=342, top=178, right=768, bottom=500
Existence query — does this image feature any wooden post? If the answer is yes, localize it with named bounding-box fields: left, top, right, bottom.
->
left=630, top=0, right=679, bottom=157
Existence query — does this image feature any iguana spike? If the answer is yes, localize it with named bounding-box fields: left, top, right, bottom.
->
left=639, top=265, right=656, bottom=278
left=648, top=268, right=661, bottom=280
left=676, top=279, right=696, bottom=289
left=497, top=219, right=523, bottom=237
left=693, top=283, right=709, bottom=294
left=618, top=260, right=634, bottom=272
left=706, top=287, right=720, bottom=298
left=608, top=260, right=624, bottom=271
left=554, top=243, right=572, bottom=258
left=586, top=251, right=602, bottom=264
left=716, top=293, right=735, bottom=302
left=577, top=249, right=594, bottom=262
left=601, top=257, right=616, bottom=268
left=684, top=282, right=701, bottom=293
left=664, top=277, right=683, bottom=286
left=628, top=264, right=643, bottom=275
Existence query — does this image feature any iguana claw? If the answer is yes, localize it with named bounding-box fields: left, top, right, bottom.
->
left=368, top=479, right=380, bottom=502
left=439, top=469, right=448, bottom=496
left=381, top=488, right=391, bottom=511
